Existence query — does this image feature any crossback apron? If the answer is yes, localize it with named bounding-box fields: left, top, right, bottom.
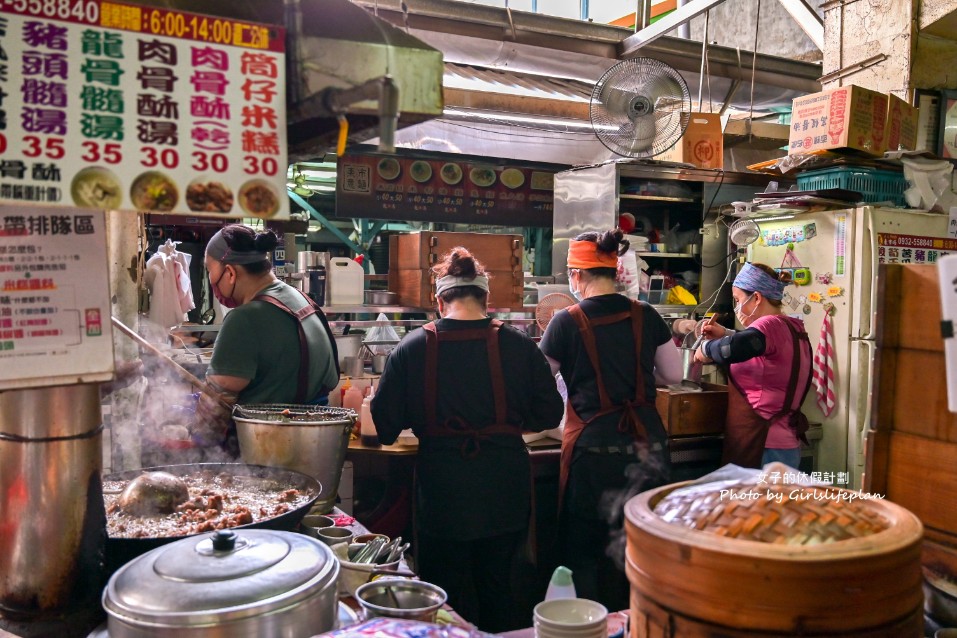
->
left=253, top=288, right=340, bottom=402
left=417, top=320, right=537, bottom=559
left=558, top=301, right=653, bottom=508
left=723, top=318, right=813, bottom=468
left=421, top=319, right=521, bottom=454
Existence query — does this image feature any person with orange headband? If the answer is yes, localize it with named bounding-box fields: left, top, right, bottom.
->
left=540, top=228, right=682, bottom=611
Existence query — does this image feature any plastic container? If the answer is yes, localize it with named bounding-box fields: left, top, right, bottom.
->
left=343, top=385, right=364, bottom=428
left=796, top=166, right=907, bottom=206
left=328, top=257, right=364, bottom=306
left=360, top=387, right=380, bottom=447
left=545, top=566, right=577, bottom=601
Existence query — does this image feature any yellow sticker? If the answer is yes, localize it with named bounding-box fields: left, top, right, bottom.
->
left=827, top=285, right=844, bottom=297
left=808, top=292, right=823, bottom=303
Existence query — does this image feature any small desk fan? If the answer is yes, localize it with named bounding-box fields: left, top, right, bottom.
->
left=590, top=58, right=692, bottom=158
left=535, top=293, right=576, bottom=331
left=729, top=219, right=761, bottom=248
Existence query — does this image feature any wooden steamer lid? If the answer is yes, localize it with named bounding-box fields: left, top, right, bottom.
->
left=624, top=477, right=925, bottom=636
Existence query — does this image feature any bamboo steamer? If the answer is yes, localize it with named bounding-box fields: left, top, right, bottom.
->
left=625, top=479, right=925, bottom=637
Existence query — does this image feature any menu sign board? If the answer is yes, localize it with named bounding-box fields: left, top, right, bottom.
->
left=0, top=1, right=288, bottom=219
left=0, top=205, right=114, bottom=390
left=337, top=152, right=555, bottom=227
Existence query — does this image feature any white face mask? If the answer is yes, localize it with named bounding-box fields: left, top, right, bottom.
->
left=568, top=277, right=581, bottom=301
left=734, top=293, right=757, bottom=324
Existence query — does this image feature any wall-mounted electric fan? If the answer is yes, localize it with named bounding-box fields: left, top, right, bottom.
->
left=590, top=58, right=692, bottom=158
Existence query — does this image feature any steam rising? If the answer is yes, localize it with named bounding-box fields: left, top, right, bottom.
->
left=600, top=445, right=670, bottom=569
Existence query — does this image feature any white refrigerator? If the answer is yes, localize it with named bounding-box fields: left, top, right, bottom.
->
left=747, top=206, right=950, bottom=488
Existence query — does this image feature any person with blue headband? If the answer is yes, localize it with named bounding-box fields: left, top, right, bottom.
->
left=694, top=262, right=813, bottom=469
left=194, top=224, right=339, bottom=456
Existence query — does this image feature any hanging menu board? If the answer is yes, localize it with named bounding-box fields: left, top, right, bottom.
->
left=0, top=2, right=288, bottom=219
left=336, top=152, right=555, bottom=227
left=0, top=205, right=114, bottom=390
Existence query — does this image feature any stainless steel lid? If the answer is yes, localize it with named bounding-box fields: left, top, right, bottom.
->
left=103, top=529, right=338, bottom=626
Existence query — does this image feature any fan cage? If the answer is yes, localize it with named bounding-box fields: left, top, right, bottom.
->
left=590, top=57, right=692, bottom=158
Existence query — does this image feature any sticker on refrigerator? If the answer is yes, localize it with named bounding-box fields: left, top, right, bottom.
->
left=834, top=213, right=847, bottom=276
left=877, top=232, right=957, bottom=264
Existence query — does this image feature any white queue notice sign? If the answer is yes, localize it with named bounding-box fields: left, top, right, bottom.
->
left=0, top=205, right=114, bottom=390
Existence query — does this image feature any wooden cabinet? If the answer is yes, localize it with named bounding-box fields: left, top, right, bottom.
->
left=655, top=382, right=728, bottom=436
left=387, top=231, right=524, bottom=310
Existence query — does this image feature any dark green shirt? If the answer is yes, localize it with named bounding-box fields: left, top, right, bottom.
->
left=209, top=281, right=338, bottom=404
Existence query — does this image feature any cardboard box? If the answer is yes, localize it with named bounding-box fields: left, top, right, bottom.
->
left=885, top=93, right=920, bottom=152
left=658, top=112, right=723, bottom=169
left=788, top=85, right=889, bottom=156
left=389, top=268, right=524, bottom=310
left=388, top=231, right=522, bottom=273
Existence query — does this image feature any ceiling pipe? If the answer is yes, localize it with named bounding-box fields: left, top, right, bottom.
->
left=292, top=76, right=401, bottom=154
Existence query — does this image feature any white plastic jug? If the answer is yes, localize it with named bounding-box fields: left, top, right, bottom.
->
left=327, top=257, right=364, bottom=306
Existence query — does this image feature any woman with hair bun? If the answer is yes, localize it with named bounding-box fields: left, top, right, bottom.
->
left=695, top=262, right=813, bottom=469
left=195, top=224, right=339, bottom=455
left=371, top=246, right=563, bottom=632
left=540, top=228, right=682, bottom=612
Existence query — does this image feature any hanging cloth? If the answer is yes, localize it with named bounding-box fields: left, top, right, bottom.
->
left=144, top=239, right=195, bottom=330
left=813, top=313, right=837, bottom=417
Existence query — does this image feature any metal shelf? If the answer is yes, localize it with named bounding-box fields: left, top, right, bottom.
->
left=321, top=305, right=435, bottom=315
left=619, top=194, right=698, bottom=203
left=637, top=251, right=697, bottom=258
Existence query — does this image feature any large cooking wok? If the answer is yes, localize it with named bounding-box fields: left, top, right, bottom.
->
left=103, top=463, right=321, bottom=575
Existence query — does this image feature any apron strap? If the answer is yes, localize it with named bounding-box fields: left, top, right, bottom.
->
left=423, top=322, right=439, bottom=429
left=567, top=304, right=631, bottom=411
left=775, top=320, right=814, bottom=419
left=253, top=289, right=338, bottom=403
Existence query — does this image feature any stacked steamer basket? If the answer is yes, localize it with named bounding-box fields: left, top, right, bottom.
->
left=624, top=475, right=925, bottom=637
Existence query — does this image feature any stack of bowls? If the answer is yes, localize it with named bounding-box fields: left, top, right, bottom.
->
left=533, top=599, right=608, bottom=638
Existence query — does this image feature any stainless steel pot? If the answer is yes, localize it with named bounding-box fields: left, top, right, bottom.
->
left=334, top=333, right=364, bottom=369
left=232, top=405, right=357, bottom=514
left=0, top=383, right=104, bottom=616
left=364, top=290, right=398, bottom=306
left=103, top=529, right=339, bottom=637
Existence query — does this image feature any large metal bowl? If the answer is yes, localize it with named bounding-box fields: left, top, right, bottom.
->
left=233, top=405, right=357, bottom=514
left=355, top=579, right=447, bottom=622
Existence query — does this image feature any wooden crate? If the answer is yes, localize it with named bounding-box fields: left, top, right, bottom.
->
left=389, top=268, right=524, bottom=310
left=388, top=231, right=522, bottom=273
left=655, top=382, right=727, bottom=436
left=867, top=264, right=957, bottom=579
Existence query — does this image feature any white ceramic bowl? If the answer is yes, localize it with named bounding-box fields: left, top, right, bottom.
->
left=534, top=598, right=608, bottom=629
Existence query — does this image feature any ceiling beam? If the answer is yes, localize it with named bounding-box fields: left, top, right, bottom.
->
left=621, top=0, right=729, bottom=54
left=443, top=88, right=590, bottom=120
left=776, top=0, right=824, bottom=50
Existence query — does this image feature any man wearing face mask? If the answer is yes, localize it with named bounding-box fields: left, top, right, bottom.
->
left=194, top=224, right=339, bottom=456
left=695, top=262, right=813, bottom=469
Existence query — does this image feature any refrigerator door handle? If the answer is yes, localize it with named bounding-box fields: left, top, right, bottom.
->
left=861, top=212, right=879, bottom=341
left=855, top=339, right=876, bottom=469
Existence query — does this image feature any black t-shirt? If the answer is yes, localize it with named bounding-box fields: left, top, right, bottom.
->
left=540, top=294, right=672, bottom=444
left=370, top=317, right=564, bottom=539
